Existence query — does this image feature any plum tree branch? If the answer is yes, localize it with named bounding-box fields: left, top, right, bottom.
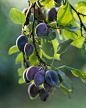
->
left=30, top=3, right=47, bottom=67
left=70, top=4, right=86, bottom=38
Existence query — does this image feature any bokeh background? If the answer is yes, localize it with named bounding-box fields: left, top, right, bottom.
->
left=0, top=0, right=86, bottom=108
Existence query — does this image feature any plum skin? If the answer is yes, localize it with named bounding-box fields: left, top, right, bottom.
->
left=45, top=69, right=59, bottom=86
left=48, top=7, right=57, bottom=21
left=24, top=43, right=33, bottom=58
left=39, top=88, right=49, bottom=101
left=28, top=83, right=39, bottom=98
left=35, top=23, right=47, bottom=37
left=26, top=66, right=39, bottom=81
left=23, top=69, right=30, bottom=83
left=34, top=70, right=45, bottom=86
left=16, top=35, right=28, bottom=52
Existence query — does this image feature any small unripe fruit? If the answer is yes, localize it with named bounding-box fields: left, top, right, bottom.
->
left=34, top=71, right=45, bottom=86
left=23, top=69, right=30, bottom=83
left=39, top=88, right=49, bottom=101
left=26, top=66, right=39, bottom=81
left=28, top=83, right=39, bottom=98
left=45, top=69, right=59, bottom=86
left=16, top=35, right=28, bottom=52
left=35, top=23, right=47, bottom=37
left=48, top=7, right=57, bottom=21
left=24, top=43, right=33, bottom=58
left=43, top=81, right=52, bottom=92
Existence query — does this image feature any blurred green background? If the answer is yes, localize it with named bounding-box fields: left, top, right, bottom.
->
left=0, top=0, right=86, bottom=108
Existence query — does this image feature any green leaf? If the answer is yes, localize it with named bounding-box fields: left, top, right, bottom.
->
left=9, top=8, right=26, bottom=24
left=48, top=21, right=58, bottom=28
left=29, top=49, right=40, bottom=66
left=73, top=2, right=86, bottom=23
left=30, top=0, right=38, bottom=3
left=15, top=52, right=23, bottom=64
left=41, top=36, right=54, bottom=58
left=81, top=39, right=86, bottom=56
left=18, top=66, right=25, bottom=77
left=58, top=69, right=74, bottom=91
left=48, top=32, right=56, bottom=40
left=63, top=23, right=85, bottom=48
left=18, top=77, right=25, bottom=84
left=57, top=39, right=73, bottom=54
left=64, top=65, right=86, bottom=83
left=57, top=0, right=75, bottom=25
left=8, top=45, right=19, bottom=55
left=59, top=24, right=79, bottom=32
left=59, top=84, right=71, bottom=99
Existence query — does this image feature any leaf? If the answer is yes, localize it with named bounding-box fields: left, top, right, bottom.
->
left=57, top=39, right=73, bottom=54
left=81, top=39, right=86, bottom=56
left=73, top=2, right=86, bottom=23
left=41, top=36, right=54, bottom=58
left=9, top=8, right=26, bottom=24
left=59, top=84, right=71, bottom=99
left=8, top=45, right=19, bottom=55
left=15, top=52, right=23, bottom=64
left=57, top=0, right=75, bottom=25
left=64, top=65, right=86, bottom=83
left=63, top=23, right=85, bottom=48
left=29, top=49, right=41, bottom=66
left=17, top=66, right=25, bottom=77
left=59, top=24, right=79, bottom=32
left=30, top=0, right=38, bottom=3
left=48, top=32, right=56, bottom=40
left=58, top=69, right=74, bottom=91
left=18, top=77, right=25, bottom=84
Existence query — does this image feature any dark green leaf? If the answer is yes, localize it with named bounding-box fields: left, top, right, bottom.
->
left=59, top=84, right=71, bottom=98
left=48, top=32, right=56, bottom=40
left=41, top=36, right=54, bottom=58
left=64, top=65, right=86, bottom=83
left=59, top=24, right=79, bottom=32
left=9, top=8, right=26, bottom=24
left=81, top=39, right=86, bottom=56
left=57, top=39, right=73, bottom=54
left=58, top=69, right=74, bottom=91
left=8, top=45, right=19, bottom=55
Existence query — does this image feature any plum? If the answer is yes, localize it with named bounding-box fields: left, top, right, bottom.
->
left=26, top=66, right=39, bottom=81
left=23, top=69, right=30, bottom=83
left=39, top=88, right=49, bottom=101
left=35, top=23, right=47, bottom=37
left=34, top=70, right=45, bottom=86
left=45, top=69, right=59, bottom=86
left=24, top=43, right=33, bottom=58
left=16, top=35, right=28, bottom=52
left=48, top=7, right=57, bottom=21
left=28, top=83, right=39, bottom=98
left=43, top=81, right=52, bottom=92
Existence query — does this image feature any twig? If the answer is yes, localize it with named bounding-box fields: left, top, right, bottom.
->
left=30, top=3, right=47, bottom=67
left=70, top=4, right=86, bottom=38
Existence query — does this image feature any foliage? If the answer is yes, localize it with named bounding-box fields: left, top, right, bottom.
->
left=8, top=0, right=86, bottom=101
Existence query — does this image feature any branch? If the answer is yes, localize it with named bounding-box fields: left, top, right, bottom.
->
left=30, top=3, right=47, bottom=67
left=70, top=4, right=86, bottom=38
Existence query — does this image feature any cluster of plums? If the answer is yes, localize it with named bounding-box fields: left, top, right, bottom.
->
left=23, top=66, right=59, bottom=101
left=15, top=2, right=62, bottom=101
